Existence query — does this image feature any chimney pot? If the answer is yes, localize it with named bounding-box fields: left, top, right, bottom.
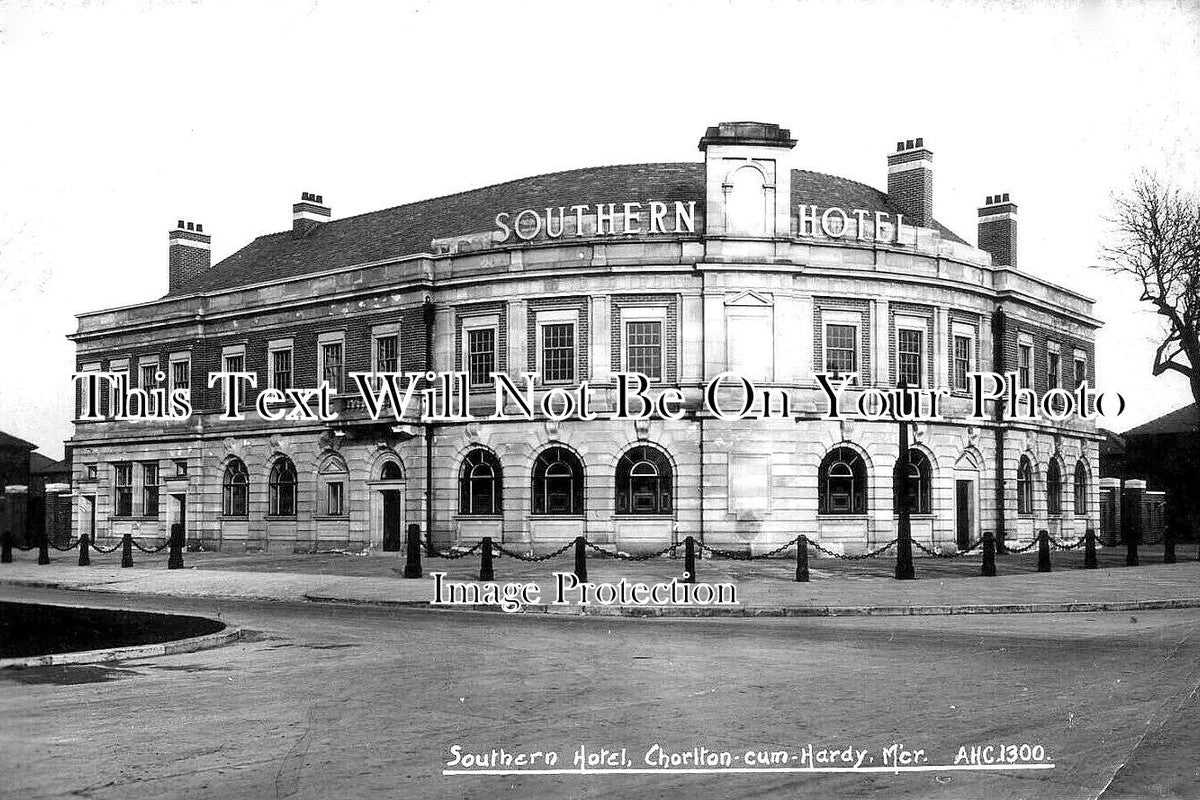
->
left=177, top=219, right=185, bottom=229
left=1002, top=192, right=1009, bottom=202
left=168, top=219, right=212, bottom=293
left=905, top=139, right=914, bottom=149
left=896, top=141, right=904, bottom=151
left=915, top=137, right=923, bottom=147
left=196, top=223, right=203, bottom=233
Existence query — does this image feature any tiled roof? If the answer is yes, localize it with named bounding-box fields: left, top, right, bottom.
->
left=0, top=431, right=37, bottom=452
left=1122, top=403, right=1200, bottom=437
left=30, top=454, right=69, bottom=475
left=166, top=163, right=969, bottom=297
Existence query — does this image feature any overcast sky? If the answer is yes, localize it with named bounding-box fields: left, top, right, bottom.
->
left=1, top=0, right=1198, bottom=459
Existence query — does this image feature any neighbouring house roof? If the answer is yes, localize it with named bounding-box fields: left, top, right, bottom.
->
left=165, top=163, right=969, bottom=297
left=30, top=454, right=69, bottom=475
left=0, top=431, right=37, bottom=452
left=1122, top=403, right=1200, bottom=437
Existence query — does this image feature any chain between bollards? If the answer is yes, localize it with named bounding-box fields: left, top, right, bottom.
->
left=403, top=523, right=422, bottom=578
left=683, top=536, right=696, bottom=584
left=795, top=535, right=809, bottom=582
left=1, top=530, right=11, bottom=564
left=1037, top=530, right=1051, bottom=573
left=78, top=533, right=91, bottom=566
left=982, top=531, right=997, bottom=577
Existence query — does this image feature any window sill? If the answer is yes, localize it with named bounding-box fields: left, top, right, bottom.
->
left=221, top=516, right=250, bottom=521
left=267, top=516, right=298, bottom=521
left=455, top=514, right=504, bottom=520
left=891, top=514, right=935, bottom=519
left=314, top=515, right=350, bottom=522
left=816, top=514, right=870, bottom=520
left=530, top=514, right=585, bottom=520
left=614, top=514, right=674, bottom=519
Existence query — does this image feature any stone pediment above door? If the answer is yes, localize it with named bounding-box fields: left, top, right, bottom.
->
left=724, top=289, right=774, bottom=307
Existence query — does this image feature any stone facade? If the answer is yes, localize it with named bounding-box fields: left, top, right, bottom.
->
left=68, top=121, right=1102, bottom=555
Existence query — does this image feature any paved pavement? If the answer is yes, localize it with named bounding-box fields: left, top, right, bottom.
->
left=2, top=585, right=1198, bottom=800
left=1, top=544, right=1198, bottom=615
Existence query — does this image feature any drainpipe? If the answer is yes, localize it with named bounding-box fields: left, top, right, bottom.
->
left=423, top=295, right=436, bottom=555
left=991, top=308, right=1008, bottom=552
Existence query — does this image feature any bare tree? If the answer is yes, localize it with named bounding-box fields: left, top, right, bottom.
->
left=1101, top=172, right=1200, bottom=429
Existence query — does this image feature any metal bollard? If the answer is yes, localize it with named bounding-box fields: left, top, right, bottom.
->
left=1, top=530, right=11, bottom=564
left=982, top=532, right=997, bottom=577
left=478, top=536, right=494, bottom=581
left=1125, top=536, right=1139, bottom=567
left=795, top=535, right=809, bottom=582
left=1084, top=528, right=1097, bottom=569
left=1164, top=522, right=1177, bottom=564
left=37, top=531, right=50, bottom=565
left=573, top=536, right=587, bottom=583
left=1037, top=530, right=1051, bottom=573
left=403, top=523, right=422, bottom=578
left=167, top=523, right=184, bottom=570
left=78, top=533, right=91, bottom=566
left=121, top=534, right=134, bottom=568
left=683, top=536, right=696, bottom=584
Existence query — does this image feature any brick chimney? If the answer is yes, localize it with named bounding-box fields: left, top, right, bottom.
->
left=293, top=192, right=330, bottom=238
left=887, top=138, right=934, bottom=228
left=168, top=220, right=211, bottom=293
left=978, top=193, right=1018, bottom=267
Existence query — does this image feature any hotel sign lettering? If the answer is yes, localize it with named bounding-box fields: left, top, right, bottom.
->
left=494, top=201, right=697, bottom=242
left=796, top=205, right=905, bottom=243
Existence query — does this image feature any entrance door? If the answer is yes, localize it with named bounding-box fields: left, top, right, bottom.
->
left=382, top=490, right=403, bottom=551
left=955, top=480, right=973, bottom=549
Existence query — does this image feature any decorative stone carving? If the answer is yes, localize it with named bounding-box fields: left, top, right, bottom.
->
left=544, top=419, right=560, bottom=440
left=966, top=425, right=979, bottom=447
left=464, top=421, right=481, bottom=444
left=840, top=418, right=857, bottom=442
left=911, top=422, right=927, bottom=442
left=634, top=418, right=651, bottom=440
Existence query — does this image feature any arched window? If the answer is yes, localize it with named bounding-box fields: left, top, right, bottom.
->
left=1047, top=459, right=1063, bottom=515
left=459, top=449, right=502, bottom=515
left=532, top=447, right=584, bottom=515
left=268, top=457, right=297, bottom=517
left=893, top=449, right=932, bottom=514
left=1017, top=455, right=1034, bottom=516
left=222, top=458, right=248, bottom=517
left=318, top=455, right=348, bottom=517
left=1074, top=460, right=1089, bottom=515
left=819, top=447, right=868, bottom=515
left=379, top=460, right=403, bottom=480
left=616, top=445, right=673, bottom=515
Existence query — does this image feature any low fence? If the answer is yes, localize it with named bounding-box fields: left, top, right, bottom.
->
left=0, top=524, right=187, bottom=570
left=3, top=523, right=1194, bottom=585
left=401, top=523, right=1194, bottom=584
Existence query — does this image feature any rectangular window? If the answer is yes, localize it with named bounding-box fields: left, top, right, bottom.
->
left=171, top=359, right=190, bottom=392
left=113, top=463, right=132, bottom=517
left=174, top=459, right=188, bottom=477
left=223, top=353, right=245, bottom=373
left=897, top=328, right=924, bottom=387
left=824, top=323, right=857, bottom=376
left=108, top=359, right=128, bottom=417
left=320, top=342, right=344, bottom=393
left=142, top=462, right=159, bottom=517
left=467, top=328, right=496, bottom=387
left=953, top=334, right=973, bottom=392
left=541, top=322, right=576, bottom=383
left=270, top=348, right=293, bottom=391
left=1018, top=342, right=1032, bottom=389
left=1048, top=349, right=1060, bottom=389
left=625, top=321, right=663, bottom=380
left=139, top=362, right=158, bottom=389
left=327, top=482, right=345, bottom=516
left=1074, top=352, right=1087, bottom=388
left=375, top=335, right=399, bottom=373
